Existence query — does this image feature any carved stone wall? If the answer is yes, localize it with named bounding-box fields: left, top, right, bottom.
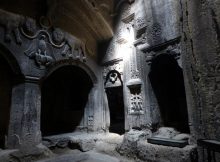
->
left=0, top=9, right=104, bottom=149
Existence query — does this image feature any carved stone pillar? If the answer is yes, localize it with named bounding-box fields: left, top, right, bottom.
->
left=7, top=76, right=41, bottom=149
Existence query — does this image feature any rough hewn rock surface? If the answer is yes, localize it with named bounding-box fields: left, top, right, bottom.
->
left=117, top=129, right=196, bottom=162
left=181, top=0, right=220, bottom=161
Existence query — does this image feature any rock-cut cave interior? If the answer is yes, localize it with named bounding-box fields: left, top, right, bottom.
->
left=0, top=0, right=220, bottom=162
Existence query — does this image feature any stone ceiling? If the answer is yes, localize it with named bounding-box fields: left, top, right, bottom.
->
left=0, top=0, right=117, bottom=57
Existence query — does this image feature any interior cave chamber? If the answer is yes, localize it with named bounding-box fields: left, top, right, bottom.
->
left=0, top=54, right=14, bottom=149
left=41, top=65, right=93, bottom=136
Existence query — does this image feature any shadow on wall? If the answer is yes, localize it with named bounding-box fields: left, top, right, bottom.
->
left=41, top=65, right=93, bottom=136
left=0, top=55, right=14, bottom=148
left=149, top=54, right=190, bottom=133
left=106, top=86, right=125, bottom=135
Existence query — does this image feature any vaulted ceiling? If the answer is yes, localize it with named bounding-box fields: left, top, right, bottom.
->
left=0, top=0, right=118, bottom=57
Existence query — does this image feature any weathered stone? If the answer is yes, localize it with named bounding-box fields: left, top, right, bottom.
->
left=154, top=127, right=180, bottom=139
left=116, top=129, right=151, bottom=158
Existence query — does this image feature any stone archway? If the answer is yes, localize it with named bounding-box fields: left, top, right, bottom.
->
left=148, top=54, right=190, bottom=133
left=41, top=65, right=93, bottom=136
left=0, top=54, right=15, bottom=148
left=105, top=70, right=125, bottom=134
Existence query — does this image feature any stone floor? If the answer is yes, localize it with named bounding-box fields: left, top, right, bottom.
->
left=0, top=131, right=197, bottom=162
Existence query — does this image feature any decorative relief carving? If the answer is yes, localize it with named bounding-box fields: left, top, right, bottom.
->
left=105, top=70, right=123, bottom=88
left=0, top=9, right=24, bottom=44
left=145, top=42, right=181, bottom=65
left=130, top=93, right=143, bottom=114
left=131, top=69, right=140, bottom=79
left=127, top=78, right=144, bottom=114
left=24, top=35, right=53, bottom=69
left=135, top=17, right=146, bottom=30
left=103, top=61, right=123, bottom=79
left=103, top=60, right=123, bottom=88
left=23, top=18, right=37, bottom=36
left=88, top=115, right=94, bottom=126
left=20, top=17, right=86, bottom=68
left=0, top=11, right=87, bottom=68
left=134, top=17, right=147, bottom=39
left=150, top=23, right=162, bottom=41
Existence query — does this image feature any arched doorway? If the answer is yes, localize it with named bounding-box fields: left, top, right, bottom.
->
left=149, top=54, right=190, bottom=133
left=105, top=70, right=125, bottom=134
left=41, top=65, right=93, bottom=136
left=0, top=54, right=14, bottom=148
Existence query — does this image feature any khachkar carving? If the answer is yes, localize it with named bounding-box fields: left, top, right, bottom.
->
left=130, top=93, right=143, bottom=114
left=127, top=48, right=144, bottom=114
left=127, top=78, right=144, bottom=114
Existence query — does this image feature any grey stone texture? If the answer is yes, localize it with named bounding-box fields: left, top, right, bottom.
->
left=0, top=0, right=220, bottom=161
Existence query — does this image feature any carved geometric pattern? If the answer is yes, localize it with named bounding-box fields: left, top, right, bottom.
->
left=130, top=93, right=143, bottom=114
left=151, top=23, right=162, bottom=41
left=135, top=17, right=147, bottom=39
left=88, top=116, right=94, bottom=126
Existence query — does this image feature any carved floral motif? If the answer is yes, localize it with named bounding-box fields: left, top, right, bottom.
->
left=130, top=93, right=143, bottom=114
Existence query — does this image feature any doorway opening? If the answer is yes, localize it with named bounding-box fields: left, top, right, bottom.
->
left=149, top=54, right=190, bottom=133
left=41, top=65, right=93, bottom=136
left=106, top=86, right=125, bottom=135
left=0, top=55, right=14, bottom=148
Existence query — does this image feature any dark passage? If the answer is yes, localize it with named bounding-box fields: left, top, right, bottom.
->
left=106, top=86, right=125, bottom=135
left=41, top=66, right=93, bottom=136
left=0, top=55, right=13, bottom=148
left=149, top=54, right=190, bottom=133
